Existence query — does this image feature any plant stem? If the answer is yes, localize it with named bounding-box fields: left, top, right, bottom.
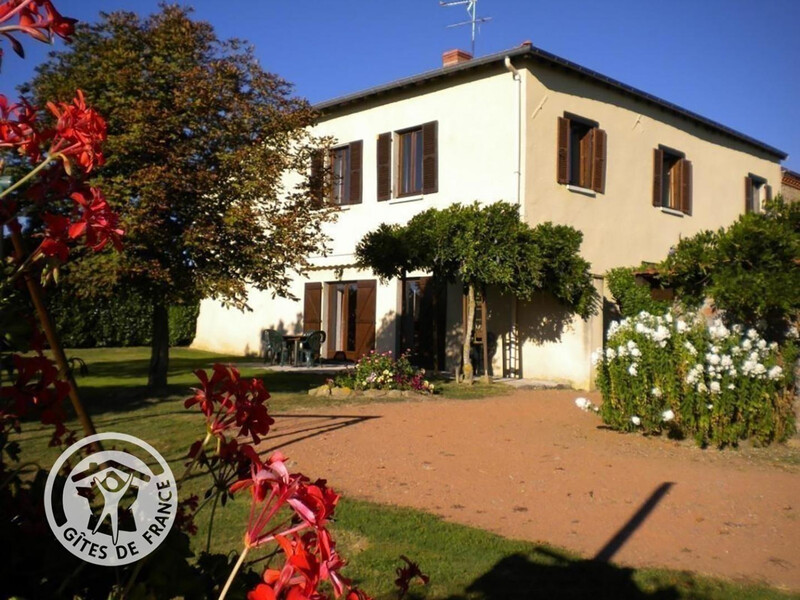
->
left=0, top=154, right=58, bottom=200
left=218, top=546, right=249, bottom=600
left=205, top=491, right=220, bottom=554
left=179, top=431, right=211, bottom=486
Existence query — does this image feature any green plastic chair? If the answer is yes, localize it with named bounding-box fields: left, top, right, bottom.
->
left=261, top=329, right=288, bottom=365
left=299, top=330, right=326, bottom=367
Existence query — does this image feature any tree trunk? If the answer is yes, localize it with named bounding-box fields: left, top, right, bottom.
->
left=148, top=300, right=169, bottom=390
left=481, top=289, right=490, bottom=383
left=461, top=284, right=475, bottom=385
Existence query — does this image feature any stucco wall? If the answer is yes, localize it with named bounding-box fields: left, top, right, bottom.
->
left=521, top=63, right=782, bottom=273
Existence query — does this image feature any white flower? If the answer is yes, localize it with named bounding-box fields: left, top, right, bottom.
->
left=720, top=355, right=733, bottom=368
left=630, top=347, right=641, bottom=358
left=662, top=409, right=675, bottom=422
left=628, top=364, right=638, bottom=377
left=676, top=320, right=688, bottom=333
left=684, top=341, right=697, bottom=356
left=706, top=353, right=721, bottom=366
left=665, top=313, right=673, bottom=323
left=741, top=339, right=752, bottom=351
left=627, top=340, right=637, bottom=350
left=635, top=323, right=647, bottom=334
left=757, top=339, right=767, bottom=350
left=617, top=345, right=628, bottom=358
left=787, top=325, right=799, bottom=340
left=605, top=347, right=616, bottom=360
left=575, top=397, right=592, bottom=411
left=710, top=381, right=721, bottom=394
left=697, top=382, right=708, bottom=393
left=631, top=416, right=641, bottom=426
left=707, top=403, right=714, bottom=410
left=768, top=365, right=783, bottom=381
left=731, top=346, right=742, bottom=356
left=753, top=363, right=766, bottom=377
left=727, top=383, right=735, bottom=390
left=747, top=328, right=759, bottom=340
left=651, top=387, right=662, bottom=398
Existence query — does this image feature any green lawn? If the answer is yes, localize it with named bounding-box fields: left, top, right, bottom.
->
left=15, top=347, right=800, bottom=599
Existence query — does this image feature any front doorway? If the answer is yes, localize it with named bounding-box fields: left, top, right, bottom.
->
left=401, top=277, right=446, bottom=370
left=324, top=280, right=376, bottom=361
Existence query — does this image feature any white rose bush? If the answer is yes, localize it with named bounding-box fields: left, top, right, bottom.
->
left=593, top=311, right=795, bottom=447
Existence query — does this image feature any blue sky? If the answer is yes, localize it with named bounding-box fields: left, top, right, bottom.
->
left=3, top=0, right=799, bottom=170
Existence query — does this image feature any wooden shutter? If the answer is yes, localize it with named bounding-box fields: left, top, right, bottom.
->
left=652, top=148, right=664, bottom=207
left=354, top=280, right=376, bottom=358
left=591, top=128, right=606, bottom=193
left=348, top=140, right=362, bottom=204
left=679, top=159, right=692, bottom=215
left=310, top=150, right=324, bottom=205
left=765, top=183, right=772, bottom=203
left=326, top=284, right=337, bottom=356
left=557, top=117, right=570, bottom=184
left=422, top=121, right=438, bottom=195
left=377, top=132, right=391, bottom=201
left=303, top=282, right=322, bottom=331
left=744, top=176, right=753, bottom=213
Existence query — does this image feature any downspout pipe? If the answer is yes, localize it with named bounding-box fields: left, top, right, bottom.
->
left=504, top=56, right=522, bottom=218
left=504, top=56, right=523, bottom=378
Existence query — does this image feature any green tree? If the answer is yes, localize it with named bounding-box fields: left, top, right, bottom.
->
left=357, top=202, right=598, bottom=382
left=662, top=197, right=799, bottom=339
left=25, top=6, right=335, bottom=387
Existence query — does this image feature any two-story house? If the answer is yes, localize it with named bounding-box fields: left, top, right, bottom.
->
left=192, top=43, right=786, bottom=389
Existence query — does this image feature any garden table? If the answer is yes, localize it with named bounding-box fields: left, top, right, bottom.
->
left=282, top=333, right=307, bottom=366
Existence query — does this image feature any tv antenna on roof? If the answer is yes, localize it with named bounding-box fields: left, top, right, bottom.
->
left=440, top=0, right=492, bottom=56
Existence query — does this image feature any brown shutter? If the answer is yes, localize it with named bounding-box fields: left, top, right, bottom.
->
left=591, top=128, right=606, bottom=193
left=422, top=121, right=438, bottom=194
left=310, top=150, right=324, bottom=205
left=303, top=282, right=322, bottom=331
left=652, top=148, right=664, bottom=207
left=744, top=176, right=753, bottom=213
left=377, top=132, right=391, bottom=201
left=354, top=280, right=376, bottom=358
left=348, top=140, right=362, bottom=204
left=326, top=284, right=336, bottom=357
left=765, top=183, right=772, bottom=203
left=680, top=159, right=692, bottom=215
left=557, top=117, right=570, bottom=184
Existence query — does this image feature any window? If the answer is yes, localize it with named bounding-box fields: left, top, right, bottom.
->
left=377, top=121, right=438, bottom=201
left=398, top=127, right=424, bottom=196
left=309, top=141, right=362, bottom=206
left=744, top=174, right=771, bottom=213
left=556, top=115, right=606, bottom=193
left=652, top=147, right=692, bottom=215
left=331, top=145, right=350, bottom=205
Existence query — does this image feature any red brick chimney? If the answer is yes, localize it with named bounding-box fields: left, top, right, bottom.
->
left=442, top=49, right=472, bottom=68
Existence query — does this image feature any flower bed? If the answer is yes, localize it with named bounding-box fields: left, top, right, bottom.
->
left=333, top=351, right=435, bottom=394
left=593, top=311, right=796, bottom=447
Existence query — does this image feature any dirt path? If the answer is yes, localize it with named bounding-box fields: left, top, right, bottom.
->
left=263, top=389, right=800, bottom=591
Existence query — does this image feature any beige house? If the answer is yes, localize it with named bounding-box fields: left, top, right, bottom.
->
left=782, top=168, right=800, bottom=203
left=193, top=43, right=787, bottom=389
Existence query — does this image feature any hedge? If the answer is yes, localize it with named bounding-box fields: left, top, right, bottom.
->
left=46, top=290, right=199, bottom=348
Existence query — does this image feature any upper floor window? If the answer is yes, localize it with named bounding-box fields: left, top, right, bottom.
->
left=744, top=174, right=771, bottom=213
left=309, top=140, right=362, bottom=206
left=377, top=121, right=438, bottom=201
left=652, top=147, right=692, bottom=215
left=557, top=115, right=606, bottom=193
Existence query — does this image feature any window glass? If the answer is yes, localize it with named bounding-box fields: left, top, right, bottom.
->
left=399, top=129, right=423, bottom=195
left=331, top=146, right=350, bottom=205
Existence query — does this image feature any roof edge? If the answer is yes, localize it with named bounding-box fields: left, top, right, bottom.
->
left=314, top=44, right=787, bottom=161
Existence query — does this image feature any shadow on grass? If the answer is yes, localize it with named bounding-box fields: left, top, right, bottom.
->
left=73, top=369, right=328, bottom=417
left=443, top=549, right=681, bottom=600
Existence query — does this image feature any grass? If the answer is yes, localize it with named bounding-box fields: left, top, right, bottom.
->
left=14, top=347, right=800, bottom=599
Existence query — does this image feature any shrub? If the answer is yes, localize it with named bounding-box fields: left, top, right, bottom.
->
left=606, top=266, right=671, bottom=318
left=595, top=310, right=796, bottom=447
left=47, top=289, right=199, bottom=347
left=335, top=351, right=435, bottom=393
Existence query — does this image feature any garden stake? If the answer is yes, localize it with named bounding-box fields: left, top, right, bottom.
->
left=10, top=228, right=99, bottom=445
